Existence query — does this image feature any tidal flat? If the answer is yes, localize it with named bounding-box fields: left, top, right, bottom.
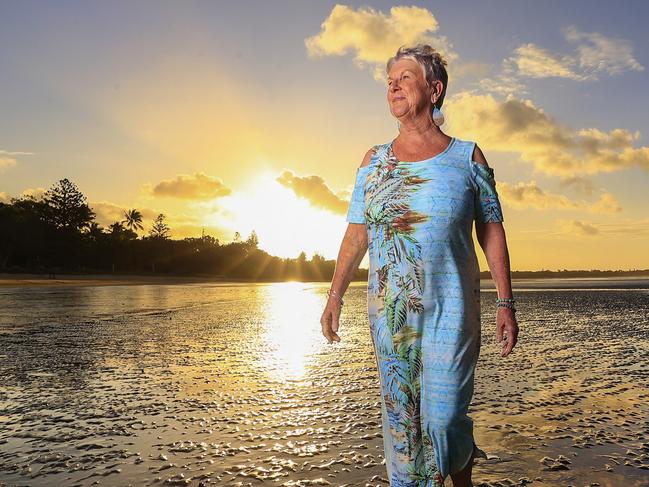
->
left=0, top=279, right=648, bottom=486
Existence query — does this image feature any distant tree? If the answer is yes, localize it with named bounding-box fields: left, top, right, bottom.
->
left=86, top=222, right=104, bottom=240
left=109, top=221, right=137, bottom=241
left=201, top=233, right=219, bottom=246
left=233, top=231, right=241, bottom=243
left=149, top=213, right=170, bottom=239
left=109, top=221, right=126, bottom=236
left=246, top=230, right=259, bottom=248
left=43, top=178, right=95, bottom=231
left=122, top=209, right=144, bottom=234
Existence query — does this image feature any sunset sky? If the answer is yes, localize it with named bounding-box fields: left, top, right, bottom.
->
left=1, top=1, right=648, bottom=271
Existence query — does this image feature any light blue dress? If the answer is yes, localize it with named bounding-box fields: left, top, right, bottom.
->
left=346, top=136, right=504, bottom=486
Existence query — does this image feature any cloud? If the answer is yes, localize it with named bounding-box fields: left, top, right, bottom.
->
left=502, top=43, right=585, bottom=80
left=305, top=4, right=457, bottom=82
left=276, top=169, right=349, bottom=214
left=559, top=219, right=599, bottom=236
left=477, top=27, right=643, bottom=97
left=498, top=180, right=622, bottom=213
left=144, top=173, right=232, bottom=200
left=557, top=217, right=649, bottom=237
left=21, top=187, right=47, bottom=200
left=502, top=27, right=643, bottom=82
left=477, top=72, right=529, bottom=98
left=0, top=149, right=33, bottom=171
left=447, top=91, right=649, bottom=177
left=563, top=25, right=645, bottom=77
left=91, top=201, right=217, bottom=239
left=588, top=192, right=622, bottom=214
left=499, top=180, right=580, bottom=210
left=0, top=187, right=47, bottom=202
left=90, top=201, right=159, bottom=228
left=598, top=218, right=649, bottom=236
left=557, top=175, right=596, bottom=196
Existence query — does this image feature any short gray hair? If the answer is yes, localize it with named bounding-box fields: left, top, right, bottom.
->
left=386, top=44, right=449, bottom=108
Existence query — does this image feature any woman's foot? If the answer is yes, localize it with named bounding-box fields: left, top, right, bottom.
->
left=450, top=442, right=482, bottom=487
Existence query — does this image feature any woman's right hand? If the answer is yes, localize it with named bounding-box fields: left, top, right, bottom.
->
left=320, top=298, right=343, bottom=343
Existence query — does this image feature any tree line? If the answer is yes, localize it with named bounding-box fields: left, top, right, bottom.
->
left=0, top=178, right=368, bottom=281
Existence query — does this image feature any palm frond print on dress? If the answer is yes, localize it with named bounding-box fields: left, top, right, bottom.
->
left=346, top=138, right=502, bottom=486
left=365, top=144, right=444, bottom=486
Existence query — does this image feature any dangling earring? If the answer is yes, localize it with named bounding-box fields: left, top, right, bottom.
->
left=432, top=102, right=445, bottom=126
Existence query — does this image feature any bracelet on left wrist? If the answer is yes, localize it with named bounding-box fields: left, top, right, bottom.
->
left=326, top=288, right=344, bottom=306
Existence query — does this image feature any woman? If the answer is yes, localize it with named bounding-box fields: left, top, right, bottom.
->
left=320, top=44, right=519, bottom=487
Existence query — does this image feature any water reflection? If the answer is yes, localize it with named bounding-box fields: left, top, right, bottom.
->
left=261, top=282, right=325, bottom=381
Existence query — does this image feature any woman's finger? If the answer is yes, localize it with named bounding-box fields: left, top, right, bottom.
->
left=321, top=308, right=341, bottom=343
left=495, top=319, right=504, bottom=343
left=321, top=312, right=334, bottom=343
left=331, top=306, right=341, bottom=333
left=501, top=319, right=519, bottom=356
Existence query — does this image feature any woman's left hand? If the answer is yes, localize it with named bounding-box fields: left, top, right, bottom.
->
left=496, top=307, right=518, bottom=357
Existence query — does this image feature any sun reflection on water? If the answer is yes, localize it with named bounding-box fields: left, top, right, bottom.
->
left=259, top=282, right=324, bottom=382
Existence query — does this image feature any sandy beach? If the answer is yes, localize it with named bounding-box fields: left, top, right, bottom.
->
left=0, top=280, right=648, bottom=486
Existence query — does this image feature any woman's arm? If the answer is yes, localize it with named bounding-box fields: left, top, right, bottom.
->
left=321, top=224, right=367, bottom=343
left=472, top=143, right=518, bottom=357
left=475, top=220, right=518, bottom=358
left=475, top=222, right=512, bottom=299
left=321, top=148, right=373, bottom=343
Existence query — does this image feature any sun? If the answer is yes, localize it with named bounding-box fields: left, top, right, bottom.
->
left=205, top=170, right=355, bottom=261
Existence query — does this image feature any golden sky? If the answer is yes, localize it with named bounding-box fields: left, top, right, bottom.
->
left=1, top=3, right=648, bottom=271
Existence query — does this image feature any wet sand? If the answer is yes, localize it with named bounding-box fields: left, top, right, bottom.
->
left=0, top=281, right=648, bottom=486
left=2, top=272, right=648, bottom=290
left=0, top=273, right=241, bottom=288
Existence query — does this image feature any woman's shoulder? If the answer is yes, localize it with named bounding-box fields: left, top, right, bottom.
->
left=366, top=142, right=391, bottom=164
left=450, top=136, right=482, bottom=164
left=451, top=136, right=475, bottom=151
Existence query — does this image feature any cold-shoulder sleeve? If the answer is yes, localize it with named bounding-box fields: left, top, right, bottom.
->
left=470, top=160, right=504, bottom=223
left=345, top=166, right=369, bottom=224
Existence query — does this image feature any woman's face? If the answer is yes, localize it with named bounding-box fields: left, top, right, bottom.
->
left=387, top=58, right=432, bottom=120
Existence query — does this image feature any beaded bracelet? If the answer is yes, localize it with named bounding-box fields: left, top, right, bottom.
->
left=495, top=297, right=516, bottom=312
left=326, top=288, right=344, bottom=307
left=495, top=297, right=516, bottom=303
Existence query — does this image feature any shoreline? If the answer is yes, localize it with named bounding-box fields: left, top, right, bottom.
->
left=1, top=272, right=648, bottom=289
left=0, top=273, right=255, bottom=288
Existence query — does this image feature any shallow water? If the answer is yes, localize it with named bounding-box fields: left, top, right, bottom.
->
left=0, top=279, right=648, bottom=486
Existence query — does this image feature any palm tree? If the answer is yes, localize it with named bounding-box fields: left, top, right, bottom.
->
left=109, top=221, right=126, bottom=236
left=87, top=222, right=104, bottom=240
left=122, top=209, right=144, bottom=234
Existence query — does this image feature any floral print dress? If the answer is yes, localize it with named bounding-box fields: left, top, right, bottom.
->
left=345, top=137, right=503, bottom=486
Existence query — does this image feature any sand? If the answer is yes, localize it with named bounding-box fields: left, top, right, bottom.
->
left=0, top=281, right=647, bottom=486
left=0, top=273, right=240, bottom=288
